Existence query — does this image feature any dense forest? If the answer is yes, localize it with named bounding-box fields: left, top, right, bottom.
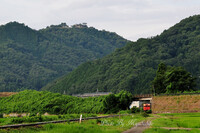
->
left=0, top=90, right=132, bottom=114
left=43, top=15, right=200, bottom=94
left=0, top=22, right=128, bottom=92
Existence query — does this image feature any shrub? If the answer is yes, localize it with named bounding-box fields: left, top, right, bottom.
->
left=130, top=107, right=140, bottom=113
left=0, top=114, right=3, bottom=118
left=11, top=117, right=24, bottom=123
left=58, top=115, right=62, bottom=119
left=146, top=109, right=152, bottom=114
left=141, top=112, right=149, bottom=117
left=29, top=113, right=37, bottom=117
left=119, top=110, right=130, bottom=114
left=96, top=119, right=101, bottom=124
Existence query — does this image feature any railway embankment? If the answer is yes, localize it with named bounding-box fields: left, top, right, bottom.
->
left=152, top=94, right=200, bottom=113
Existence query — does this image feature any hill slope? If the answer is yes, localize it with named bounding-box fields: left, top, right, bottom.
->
left=43, top=15, right=200, bottom=94
left=0, top=90, right=105, bottom=114
left=0, top=22, right=128, bottom=91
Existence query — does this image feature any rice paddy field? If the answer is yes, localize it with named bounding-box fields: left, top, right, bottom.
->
left=144, top=112, right=200, bottom=133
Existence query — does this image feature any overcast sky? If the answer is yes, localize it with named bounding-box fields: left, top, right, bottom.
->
left=0, top=0, right=200, bottom=41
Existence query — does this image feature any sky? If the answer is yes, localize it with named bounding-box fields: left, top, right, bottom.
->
left=0, top=0, right=200, bottom=41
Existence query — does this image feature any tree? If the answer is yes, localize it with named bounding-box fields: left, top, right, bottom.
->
left=103, top=94, right=119, bottom=113
left=116, top=90, right=132, bottom=110
left=152, top=63, right=196, bottom=94
left=164, top=67, right=196, bottom=93
left=152, top=63, right=167, bottom=94
left=103, top=90, right=132, bottom=113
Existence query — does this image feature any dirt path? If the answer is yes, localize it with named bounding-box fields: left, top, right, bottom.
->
left=122, top=114, right=161, bottom=133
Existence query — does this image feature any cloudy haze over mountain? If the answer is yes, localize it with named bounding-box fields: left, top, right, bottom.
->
left=0, top=0, right=200, bottom=41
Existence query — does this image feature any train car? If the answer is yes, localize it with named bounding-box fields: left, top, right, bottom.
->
left=143, top=103, right=151, bottom=111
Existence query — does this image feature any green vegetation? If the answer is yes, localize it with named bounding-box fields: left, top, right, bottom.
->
left=0, top=114, right=96, bottom=126
left=152, top=63, right=196, bottom=94
left=0, top=90, right=104, bottom=114
left=153, top=113, right=200, bottom=128
left=0, top=115, right=145, bottom=133
left=144, top=128, right=200, bottom=133
left=0, top=22, right=128, bottom=92
left=144, top=112, right=200, bottom=133
left=181, top=90, right=200, bottom=93
left=43, top=15, right=200, bottom=94
left=103, top=90, right=132, bottom=113
left=0, top=90, right=132, bottom=114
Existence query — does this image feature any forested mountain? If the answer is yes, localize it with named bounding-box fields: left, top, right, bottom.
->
left=43, top=15, right=200, bottom=94
left=0, top=22, right=128, bottom=92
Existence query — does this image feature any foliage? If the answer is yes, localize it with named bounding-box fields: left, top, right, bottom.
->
left=182, top=90, right=200, bottom=93
left=103, top=90, right=132, bottom=113
left=145, top=109, right=152, bottom=114
left=0, top=90, right=132, bottom=114
left=118, top=110, right=131, bottom=114
left=0, top=22, right=128, bottom=92
left=130, top=107, right=140, bottom=113
left=0, top=90, right=105, bottom=114
left=103, top=94, right=119, bottom=113
left=116, top=90, right=133, bottom=110
left=152, top=63, right=167, bottom=94
left=141, top=112, right=149, bottom=117
left=43, top=15, right=200, bottom=94
left=152, top=63, right=196, bottom=94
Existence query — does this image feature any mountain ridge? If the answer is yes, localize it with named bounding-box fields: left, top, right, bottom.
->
left=42, top=15, right=200, bottom=94
left=0, top=22, right=128, bottom=92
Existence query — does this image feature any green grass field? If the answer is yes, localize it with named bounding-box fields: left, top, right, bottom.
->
left=0, top=114, right=145, bottom=133
left=2, top=112, right=199, bottom=133
left=144, top=112, right=200, bottom=133
left=144, top=128, right=200, bottom=133
left=0, top=114, right=97, bottom=126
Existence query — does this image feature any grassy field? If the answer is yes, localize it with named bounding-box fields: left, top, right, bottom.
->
left=2, top=112, right=200, bottom=133
left=144, top=128, right=200, bottom=133
left=0, top=114, right=146, bottom=133
left=0, top=114, right=97, bottom=126
left=144, top=112, right=200, bottom=133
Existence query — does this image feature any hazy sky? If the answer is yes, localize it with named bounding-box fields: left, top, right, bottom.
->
left=0, top=0, right=200, bottom=41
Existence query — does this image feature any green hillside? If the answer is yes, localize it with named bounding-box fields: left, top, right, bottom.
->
left=43, top=15, right=200, bottom=94
left=0, top=22, right=128, bottom=91
left=0, top=90, right=132, bottom=114
left=0, top=90, right=105, bottom=114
